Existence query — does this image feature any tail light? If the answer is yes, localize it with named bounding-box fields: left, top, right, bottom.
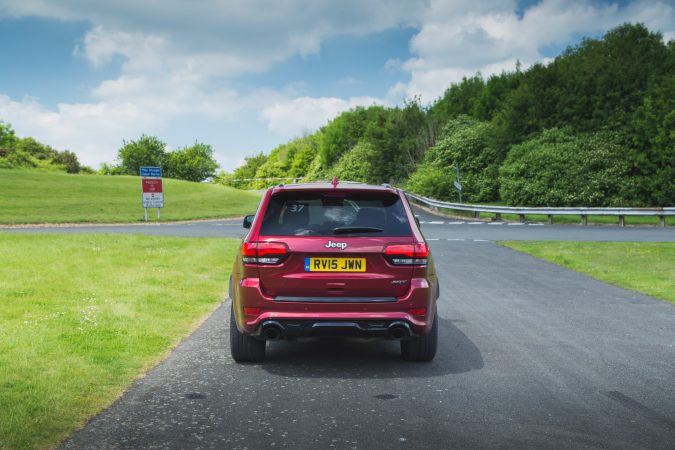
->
left=410, top=307, right=427, bottom=316
left=383, top=243, right=429, bottom=266
left=241, top=242, right=289, bottom=265
left=243, top=307, right=261, bottom=316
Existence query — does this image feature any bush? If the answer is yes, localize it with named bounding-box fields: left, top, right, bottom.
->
left=0, top=148, right=37, bottom=169
left=99, top=162, right=126, bottom=175
left=213, top=171, right=235, bottom=186
left=302, top=153, right=326, bottom=181
left=408, top=116, right=502, bottom=202
left=248, top=137, right=317, bottom=188
left=332, top=142, right=379, bottom=183
left=15, top=137, right=57, bottom=160
left=52, top=150, right=81, bottom=174
left=405, top=165, right=456, bottom=201
left=499, top=128, right=637, bottom=206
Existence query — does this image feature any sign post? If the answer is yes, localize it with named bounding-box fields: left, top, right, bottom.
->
left=140, top=167, right=164, bottom=221
left=454, top=163, right=463, bottom=203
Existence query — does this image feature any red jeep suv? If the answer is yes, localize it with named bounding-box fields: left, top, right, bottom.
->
left=229, top=180, right=438, bottom=362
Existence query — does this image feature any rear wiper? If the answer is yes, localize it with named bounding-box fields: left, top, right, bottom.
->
left=333, top=226, right=383, bottom=234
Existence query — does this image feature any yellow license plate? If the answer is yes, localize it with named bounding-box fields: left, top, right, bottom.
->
left=304, top=257, right=366, bottom=272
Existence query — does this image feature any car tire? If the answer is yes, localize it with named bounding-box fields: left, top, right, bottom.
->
left=230, top=304, right=266, bottom=362
left=401, top=310, right=437, bottom=362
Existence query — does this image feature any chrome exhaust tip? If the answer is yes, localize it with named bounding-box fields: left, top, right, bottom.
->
left=260, top=321, right=284, bottom=340
left=388, top=321, right=411, bottom=340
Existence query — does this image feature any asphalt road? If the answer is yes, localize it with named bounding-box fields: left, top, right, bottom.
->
left=3, top=206, right=675, bottom=241
left=57, top=222, right=675, bottom=448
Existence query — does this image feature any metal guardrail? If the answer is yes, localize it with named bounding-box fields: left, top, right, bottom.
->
left=230, top=177, right=304, bottom=183
left=405, top=192, right=673, bottom=227
left=232, top=177, right=672, bottom=227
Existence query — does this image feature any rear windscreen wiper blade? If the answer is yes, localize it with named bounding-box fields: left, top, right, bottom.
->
left=333, top=226, right=384, bottom=234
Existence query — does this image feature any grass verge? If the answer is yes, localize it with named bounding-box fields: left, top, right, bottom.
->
left=0, top=234, right=238, bottom=449
left=500, top=241, right=675, bottom=304
left=0, top=169, right=261, bottom=224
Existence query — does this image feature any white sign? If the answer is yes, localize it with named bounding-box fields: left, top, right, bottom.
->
left=142, top=191, right=164, bottom=208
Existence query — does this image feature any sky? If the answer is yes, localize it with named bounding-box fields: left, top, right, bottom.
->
left=0, top=0, right=673, bottom=171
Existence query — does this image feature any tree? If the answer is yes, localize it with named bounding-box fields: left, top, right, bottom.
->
left=498, top=23, right=671, bottom=145
left=99, top=162, right=126, bottom=175
left=319, top=105, right=389, bottom=168
left=0, top=121, right=18, bottom=148
left=231, top=152, right=269, bottom=188
left=52, top=150, right=81, bottom=174
left=332, top=141, right=379, bottom=183
left=0, top=124, right=85, bottom=173
left=412, top=116, right=503, bottom=202
left=164, top=142, right=219, bottom=182
left=16, top=137, right=57, bottom=160
left=117, top=135, right=167, bottom=175
left=248, top=136, right=318, bottom=188
left=213, top=170, right=235, bottom=186
left=428, top=75, right=486, bottom=126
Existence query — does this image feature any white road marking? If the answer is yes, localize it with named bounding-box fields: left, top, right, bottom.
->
left=426, top=238, right=440, bottom=241
left=447, top=221, right=465, bottom=225
left=429, top=221, right=445, bottom=224
left=507, top=223, right=525, bottom=226
left=528, top=223, right=545, bottom=226
left=467, top=222, right=483, bottom=225
left=488, top=222, right=504, bottom=225
left=473, top=239, right=489, bottom=242
left=447, top=238, right=465, bottom=241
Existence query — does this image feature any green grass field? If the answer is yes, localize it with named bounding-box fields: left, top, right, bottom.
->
left=0, top=169, right=261, bottom=224
left=0, top=234, right=238, bottom=450
left=500, top=241, right=675, bottom=303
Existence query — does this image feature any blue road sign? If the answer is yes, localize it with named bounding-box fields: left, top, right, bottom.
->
left=140, top=167, right=162, bottom=177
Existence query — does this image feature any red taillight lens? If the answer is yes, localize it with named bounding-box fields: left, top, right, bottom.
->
left=241, top=242, right=288, bottom=265
left=241, top=242, right=257, bottom=256
left=384, top=244, right=415, bottom=257
left=243, top=307, right=261, bottom=316
left=410, top=307, right=427, bottom=316
left=257, top=242, right=288, bottom=256
left=383, top=243, right=429, bottom=266
left=414, top=243, right=429, bottom=257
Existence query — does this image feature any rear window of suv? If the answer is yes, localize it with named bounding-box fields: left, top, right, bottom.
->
left=259, top=191, right=413, bottom=237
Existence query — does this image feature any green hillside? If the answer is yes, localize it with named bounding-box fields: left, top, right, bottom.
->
left=221, top=24, right=674, bottom=208
left=0, top=169, right=261, bottom=224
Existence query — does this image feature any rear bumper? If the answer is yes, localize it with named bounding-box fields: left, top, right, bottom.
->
left=232, top=276, right=436, bottom=336
left=258, top=319, right=414, bottom=340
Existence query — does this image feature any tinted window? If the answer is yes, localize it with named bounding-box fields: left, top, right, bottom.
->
left=259, top=192, right=412, bottom=237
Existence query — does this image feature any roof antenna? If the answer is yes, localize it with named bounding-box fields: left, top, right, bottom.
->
left=331, top=176, right=338, bottom=188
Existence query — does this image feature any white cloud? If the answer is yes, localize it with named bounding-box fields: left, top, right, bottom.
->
left=260, top=96, right=386, bottom=140
left=400, top=0, right=675, bottom=102
left=0, top=94, right=157, bottom=167
left=0, top=1, right=429, bottom=167
left=1, top=0, right=428, bottom=75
